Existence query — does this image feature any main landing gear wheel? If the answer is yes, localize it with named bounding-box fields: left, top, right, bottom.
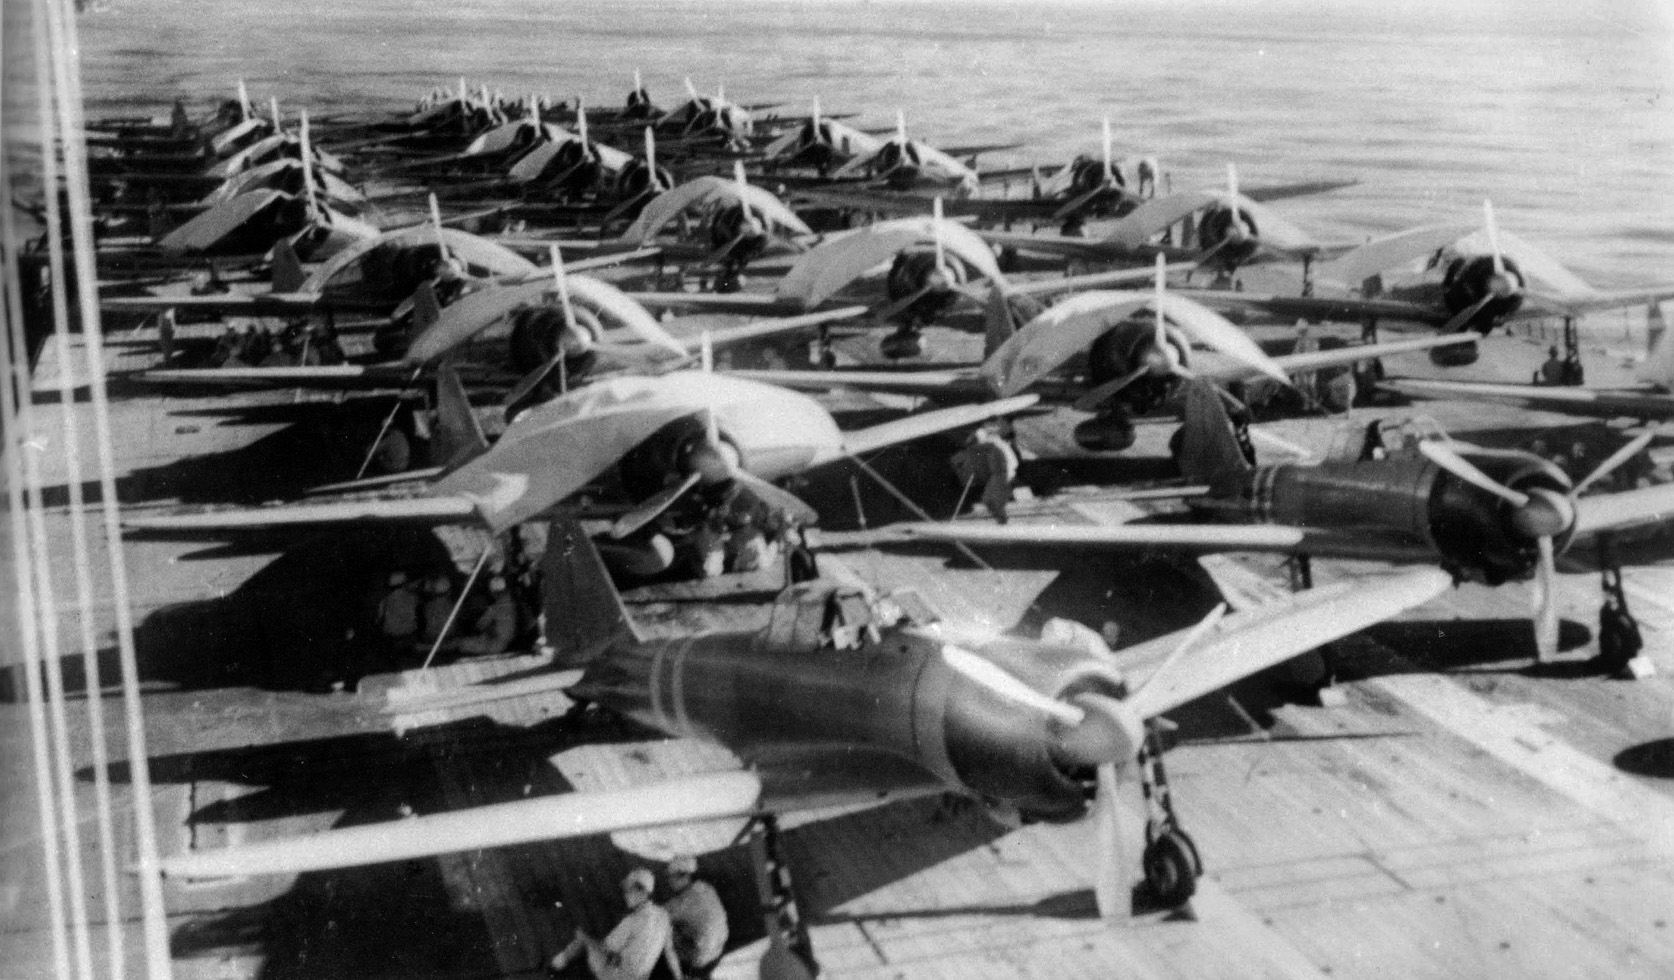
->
left=1137, top=725, right=1202, bottom=908
left=1143, top=828, right=1203, bottom=907
left=880, top=326, right=924, bottom=359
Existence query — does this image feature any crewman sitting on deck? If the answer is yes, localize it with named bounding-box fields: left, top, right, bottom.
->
left=455, top=575, right=517, bottom=656
left=664, top=855, right=728, bottom=979
left=416, top=573, right=456, bottom=650
left=550, top=868, right=682, bottom=980
left=374, top=570, right=419, bottom=648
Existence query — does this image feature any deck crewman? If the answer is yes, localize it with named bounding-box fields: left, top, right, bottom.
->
left=664, top=854, right=728, bottom=979
left=549, top=868, right=682, bottom=980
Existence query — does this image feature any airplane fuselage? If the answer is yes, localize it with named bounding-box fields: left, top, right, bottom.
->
left=571, top=602, right=1126, bottom=819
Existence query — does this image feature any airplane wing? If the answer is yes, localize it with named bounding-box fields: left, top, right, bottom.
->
left=1315, top=222, right=1479, bottom=289
left=900, top=519, right=1439, bottom=563
left=833, top=394, right=1040, bottom=458
left=156, top=189, right=288, bottom=255
left=776, top=217, right=1004, bottom=307
left=939, top=141, right=1023, bottom=159
left=1116, top=567, right=1451, bottom=718
left=133, top=364, right=435, bottom=390
left=1523, top=282, right=1674, bottom=318
left=1574, top=483, right=1674, bottom=539
left=101, top=290, right=332, bottom=315
left=123, top=494, right=480, bottom=534
left=622, top=291, right=801, bottom=315
left=1198, top=332, right=1481, bottom=384
left=976, top=227, right=1161, bottom=264
left=1168, top=289, right=1453, bottom=327
left=727, top=367, right=992, bottom=399
left=1241, top=178, right=1360, bottom=204
left=1379, top=377, right=1674, bottom=421
left=159, top=770, right=769, bottom=879
left=664, top=305, right=871, bottom=355
left=791, top=187, right=1067, bottom=226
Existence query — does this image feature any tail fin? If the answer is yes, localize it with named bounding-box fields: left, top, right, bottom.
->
left=983, top=285, right=1044, bottom=358
left=1176, top=378, right=1255, bottom=485
left=542, top=518, right=642, bottom=667
left=270, top=238, right=306, bottom=293
left=408, top=280, right=442, bottom=347
left=431, top=362, right=489, bottom=469
left=1638, top=302, right=1673, bottom=389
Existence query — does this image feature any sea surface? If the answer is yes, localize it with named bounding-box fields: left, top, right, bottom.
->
left=9, top=0, right=1674, bottom=290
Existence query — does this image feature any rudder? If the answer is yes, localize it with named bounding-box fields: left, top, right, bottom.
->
left=542, top=518, right=642, bottom=668
left=1175, top=378, right=1255, bottom=485
left=431, top=362, right=490, bottom=470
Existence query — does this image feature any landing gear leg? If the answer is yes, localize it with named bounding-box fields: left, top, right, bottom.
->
left=750, top=814, right=819, bottom=980
left=1301, top=254, right=1315, bottom=298
left=1561, top=316, right=1585, bottom=385
left=1137, top=725, right=1202, bottom=910
left=1288, top=553, right=1345, bottom=704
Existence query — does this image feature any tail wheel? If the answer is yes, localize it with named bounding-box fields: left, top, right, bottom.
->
left=1142, top=828, right=1201, bottom=907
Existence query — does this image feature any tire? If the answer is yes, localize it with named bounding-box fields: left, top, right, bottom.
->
left=1143, top=829, right=1201, bottom=907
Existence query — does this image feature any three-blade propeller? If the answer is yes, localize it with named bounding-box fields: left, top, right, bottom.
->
left=939, top=602, right=1227, bottom=918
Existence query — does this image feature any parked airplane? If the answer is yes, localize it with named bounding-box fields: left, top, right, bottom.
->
left=906, top=377, right=1674, bottom=657
left=153, top=515, right=1450, bottom=957
left=736, top=256, right=1475, bottom=449
left=124, top=351, right=1038, bottom=577
left=1178, top=201, right=1674, bottom=367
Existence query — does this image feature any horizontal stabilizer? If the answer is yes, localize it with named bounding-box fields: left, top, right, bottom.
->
left=161, top=771, right=763, bottom=879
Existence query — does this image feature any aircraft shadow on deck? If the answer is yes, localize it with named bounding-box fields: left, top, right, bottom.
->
left=39, top=403, right=410, bottom=509
left=7, top=526, right=459, bottom=699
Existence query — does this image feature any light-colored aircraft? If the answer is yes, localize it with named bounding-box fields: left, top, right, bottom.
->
left=131, top=244, right=858, bottom=402
left=826, top=110, right=1003, bottom=195
left=1178, top=200, right=1674, bottom=366
left=124, top=345, right=1039, bottom=576
left=736, top=256, right=1476, bottom=449
left=979, top=163, right=1357, bottom=284
left=905, top=377, right=1674, bottom=658
left=153, top=513, right=1450, bottom=959
left=1380, top=309, right=1674, bottom=422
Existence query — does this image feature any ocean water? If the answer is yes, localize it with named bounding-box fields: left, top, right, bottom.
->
left=16, top=0, right=1674, bottom=287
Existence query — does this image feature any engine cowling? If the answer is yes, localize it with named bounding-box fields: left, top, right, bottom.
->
left=1226, top=449, right=1575, bottom=584
left=531, top=140, right=601, bottom=195
left=1196, top=203, right=1260, bottom=270
left=884, top=248, right=962, bottom=324
left=506, top=304, right=603, bottom=374
left=1441, top=254, right=1525, bottom=332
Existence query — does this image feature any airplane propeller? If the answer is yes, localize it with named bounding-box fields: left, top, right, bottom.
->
left=940, top=602, right=1226, bottom=918
left=873, top=197, right=963, bottom=321
left=1071, top=255, right=1199, bottom=411
left=1437, top=199, right=1524, bottom=333
left=1052, top=116, right=1128, bottom=222
left=502, top=245, right=590, bottom=411
left=1412, top=433, right=1631, bottom=659
left=611, top=333, right=817, bottom=539
left=700, top=161, right=771, bottom=267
